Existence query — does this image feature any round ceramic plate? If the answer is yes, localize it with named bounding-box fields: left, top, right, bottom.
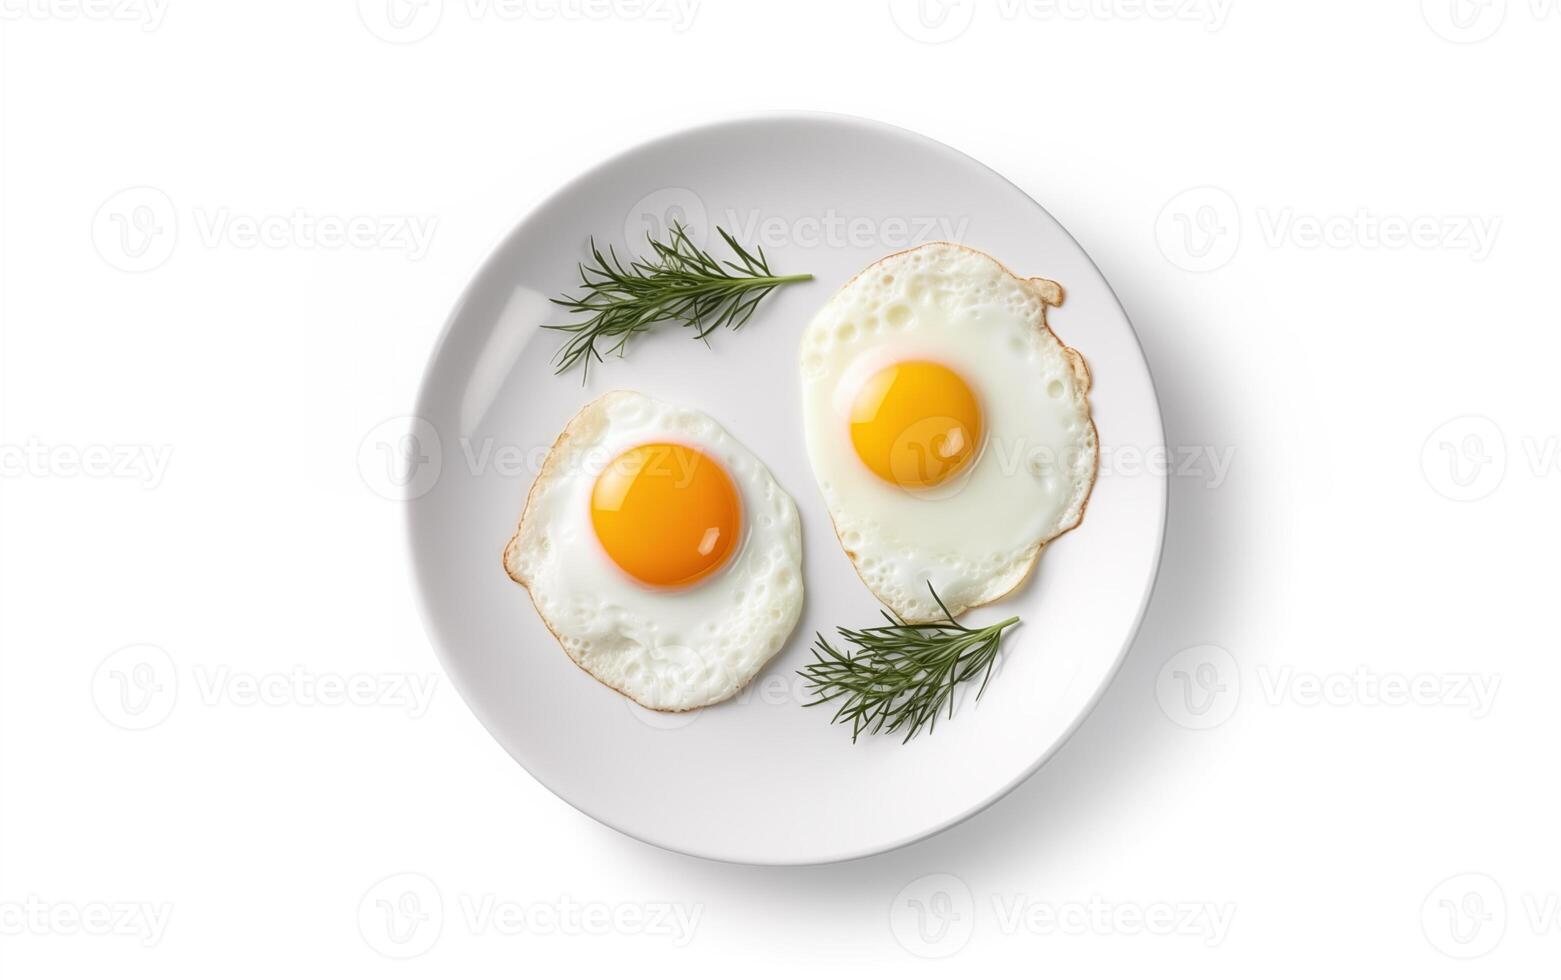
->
left=407, top=113, right=1165, bottom=865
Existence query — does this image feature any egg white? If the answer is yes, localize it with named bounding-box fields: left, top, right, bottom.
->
left=503, top=390, right=804, bottom=711
left=799, top=242, right=1098, bottom=622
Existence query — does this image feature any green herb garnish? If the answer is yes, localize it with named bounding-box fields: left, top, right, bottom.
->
left=545, top=222, right=812, bottom=379
left=799, top=585, right=1020, bottom=743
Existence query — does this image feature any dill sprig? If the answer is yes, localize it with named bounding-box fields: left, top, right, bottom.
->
left=799, top=585, right=1020, bottom=743
left=545, top=222, right=812, bottom=379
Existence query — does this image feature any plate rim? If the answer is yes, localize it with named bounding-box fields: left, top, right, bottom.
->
left=405, top=109, right=1168, bottom=866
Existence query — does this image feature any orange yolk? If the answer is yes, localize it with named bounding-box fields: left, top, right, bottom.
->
left=590, top=442, right=742, bottom=589
left=849, top=360, right=983, bottom=489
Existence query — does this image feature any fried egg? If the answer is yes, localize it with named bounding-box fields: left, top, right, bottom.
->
left=799, top=242, right=1097, bottom=622
left=503, top=391, right=803, bottom=711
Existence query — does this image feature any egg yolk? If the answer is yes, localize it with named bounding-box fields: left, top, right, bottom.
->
left=849, top=360, right=983, bottom=489
left=590, top=442, right=742, bottom=589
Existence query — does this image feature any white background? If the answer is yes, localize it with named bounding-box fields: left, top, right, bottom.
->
left=2, top=0, right=1557, bottom=974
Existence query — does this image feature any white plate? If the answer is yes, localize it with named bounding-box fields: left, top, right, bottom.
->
left=407, top=113, right=1165, bottom=865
